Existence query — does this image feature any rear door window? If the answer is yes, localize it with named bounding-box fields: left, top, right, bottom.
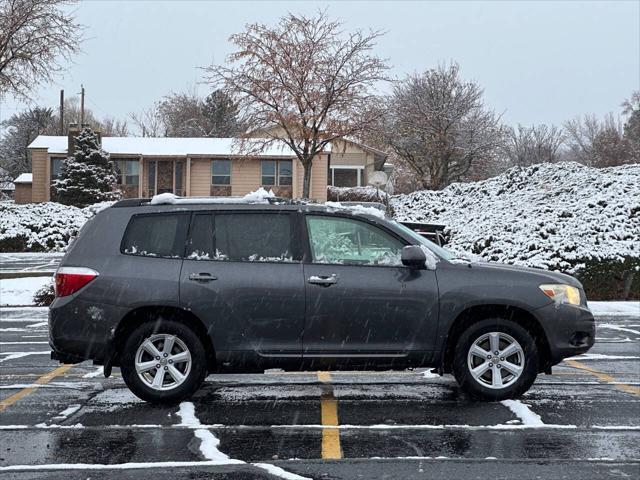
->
left=187, top=212, right=299, bottom=262
left=121, top=213, right=189, bottom=258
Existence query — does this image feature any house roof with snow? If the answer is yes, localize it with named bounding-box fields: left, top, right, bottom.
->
left=13, top=173, right=33, bottom=184
left=27, top=136, right=304, bottom=157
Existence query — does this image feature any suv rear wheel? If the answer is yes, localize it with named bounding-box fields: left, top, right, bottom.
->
left=453, top=318, right=539, bottom=401
left=121, top=320, right=207, bottom=404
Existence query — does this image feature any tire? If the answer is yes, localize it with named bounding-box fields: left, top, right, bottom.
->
left=453, top=318, right=539, bottom=401
left=120, top=320, right=208, bottom=404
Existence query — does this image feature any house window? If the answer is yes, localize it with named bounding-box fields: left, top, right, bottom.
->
left=51, top=157, right=65, bottom=181
left=212, top=160, right=231, bottom=185
left=115, top=159, right=140, bottom=185
left=330, top=167, right=362, bottom=187
left=262, top=160, right=292, bottom=186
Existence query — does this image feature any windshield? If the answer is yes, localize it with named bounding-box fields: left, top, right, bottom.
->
left=391, top=220, right=456, bottom=261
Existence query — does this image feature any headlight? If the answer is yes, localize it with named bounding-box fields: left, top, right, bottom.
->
left=539, top=284, right=581, bottom=306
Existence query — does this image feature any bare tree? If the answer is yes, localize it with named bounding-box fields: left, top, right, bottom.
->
left=204, top=12, right=389, bottom=198
left=564, top=113, right=630, bottom=167
left=101, top=116, right=129, bottom=137
left=385, top=63, right=504, bottom=190
left=129, top=106, right=166, bottom=137
left=503, top=124, right=564, bottom=167
left=0, top=0, right=82, bottom=100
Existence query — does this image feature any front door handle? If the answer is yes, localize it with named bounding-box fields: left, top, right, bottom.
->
left=307, top=274, right=338, bottom=286
left=188, top=273, right=217, bottom=282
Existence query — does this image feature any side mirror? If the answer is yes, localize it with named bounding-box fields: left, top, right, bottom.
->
left=401, top=245, right=427, bottom=270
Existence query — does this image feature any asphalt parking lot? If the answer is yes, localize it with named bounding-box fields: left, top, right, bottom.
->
left=1, top=306, right=639, bottom=479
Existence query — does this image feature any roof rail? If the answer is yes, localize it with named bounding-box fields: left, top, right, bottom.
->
left=111, top=198, right=151, bottom=208
left=111, top=196, right=310, bottom=208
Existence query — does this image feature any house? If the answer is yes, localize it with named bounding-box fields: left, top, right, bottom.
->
left=23, top=130, right=387, bottom=204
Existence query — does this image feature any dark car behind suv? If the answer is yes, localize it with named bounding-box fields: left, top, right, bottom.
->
left=49, top=197, right=595, bottom=403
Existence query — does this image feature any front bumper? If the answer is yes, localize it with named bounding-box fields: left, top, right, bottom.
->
left=535, top=301, right=596, bottom=365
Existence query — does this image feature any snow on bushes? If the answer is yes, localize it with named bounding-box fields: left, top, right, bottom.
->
left=391, top=162, right=640, bottom=275
left=0, top=201, right=112, bottom=252
left=328, top=185, right=388, bottom=202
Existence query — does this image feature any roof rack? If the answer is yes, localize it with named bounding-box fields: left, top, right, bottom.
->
left=111, top=196, right=310, bottom=208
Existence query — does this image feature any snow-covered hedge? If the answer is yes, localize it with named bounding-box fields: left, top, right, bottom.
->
left=328, top=185, right=389, bottom=203
left=391, top=162, right=639, bottom=298
left=0, top=201, right=112, bottom=252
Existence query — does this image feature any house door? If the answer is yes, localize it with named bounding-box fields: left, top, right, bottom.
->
left=156, top=161, right=173, bottom=194
left=147, top=160, right=178, bottom=196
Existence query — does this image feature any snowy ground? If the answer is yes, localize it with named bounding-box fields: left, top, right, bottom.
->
left=0, top=276, right=51, bottom=306
left=0, top=303, right=638, bottom=478
left=0, top=252, right=63, bottom=274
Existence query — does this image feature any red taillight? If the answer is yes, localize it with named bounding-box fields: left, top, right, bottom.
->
left=55, top=267, right=99, bottom=297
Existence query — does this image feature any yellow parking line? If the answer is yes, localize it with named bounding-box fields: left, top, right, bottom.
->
left=565, top=360, right=640, bottom=396
left=0, top=364, right=73, bottom=412
left=318, top=371, right=342, bottom=460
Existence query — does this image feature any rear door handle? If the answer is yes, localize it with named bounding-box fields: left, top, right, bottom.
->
left=188, top=273, right=217, bottom=282
left=307, top=274, right=338, bottom=286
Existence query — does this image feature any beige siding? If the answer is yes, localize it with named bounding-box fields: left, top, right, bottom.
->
left=14, top=183, right=32, bottom=204
left=330, top=151, right=372, bottom=167
left=310, top=154, right=328, bottom=201
left=31, top=149, right=48, bottom=202
left=231, top=159, right=261, bottom=196
left=189, top=159, right=212, bottom=196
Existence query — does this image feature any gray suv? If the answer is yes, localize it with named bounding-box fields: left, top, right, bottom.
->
left=49, top=198, right=595, bottom=403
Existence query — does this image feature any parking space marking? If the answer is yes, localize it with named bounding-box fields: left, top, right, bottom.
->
left=318, top=371, right=342, bottom=459
left=0, top=364, right=73, bottom=412
left=565, top=360, right=640, bottom=396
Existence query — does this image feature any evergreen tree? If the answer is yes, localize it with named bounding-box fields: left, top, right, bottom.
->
left=52, top=128, right=121, bottom=207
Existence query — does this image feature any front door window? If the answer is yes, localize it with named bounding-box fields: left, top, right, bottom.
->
left=306, top=215, right=403, bottom=266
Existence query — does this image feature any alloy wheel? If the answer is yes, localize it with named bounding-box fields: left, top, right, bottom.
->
left=467, top=332, right=525, bottom=389
left=134, top=334, right=192, bottom=391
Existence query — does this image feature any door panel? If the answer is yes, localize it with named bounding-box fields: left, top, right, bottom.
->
left=179, top=212, right=305, bottom=370
left=302, top=215, right=439, bottom=368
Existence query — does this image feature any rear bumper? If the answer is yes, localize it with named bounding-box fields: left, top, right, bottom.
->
left=49, top=296, right=124, bottom=364
left=535, top=302, right=596, bottom=365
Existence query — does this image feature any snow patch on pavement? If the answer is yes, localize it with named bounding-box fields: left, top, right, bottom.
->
left=501, top=399, right=545, bottom=427
left=567, top=353, right=640, bottom=361
left=177, top=402, right=233, bottom=462
left=0, top=276, right=51, bottom=306
left=177, top=401, right=309, bottom=478
left=82, top=367, right=104, bottom=378
left=597, top=323, right=640, bottom=335
left=253, top=463, right=312, bottom=479
left=589, top=301, right=639, bottom=318
left=89, top=388, right=143, bottom=406
left=53, top=404, right=82, bottom=420
left=0, top=351, right=50, bottom=363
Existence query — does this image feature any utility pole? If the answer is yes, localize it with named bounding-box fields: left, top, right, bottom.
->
left=59, top=90, right=64, bottom=135
left=80, top=84, right=85, bottom=125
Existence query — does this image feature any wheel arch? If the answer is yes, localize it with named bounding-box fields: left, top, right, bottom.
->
left=441, top=304, right=552, bottom=374
left=109, top=305, right=217, bottom=372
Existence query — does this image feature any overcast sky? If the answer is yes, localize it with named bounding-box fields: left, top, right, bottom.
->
left=2, top=0, right=639, bottom=130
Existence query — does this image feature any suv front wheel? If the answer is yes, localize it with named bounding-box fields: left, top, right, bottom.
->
left=453, top=318, right=539, bottom=401
left=121, top=320, right=208, bottom=404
